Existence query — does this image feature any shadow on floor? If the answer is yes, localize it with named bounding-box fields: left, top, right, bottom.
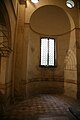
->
left=1, top=94, right=80, bottom=120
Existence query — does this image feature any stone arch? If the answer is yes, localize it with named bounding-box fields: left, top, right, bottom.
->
left=0, top=0, right=11, bottom=50
left=0, top=0, right=12, bottom=100
left=28, top=4, right=77, bottom=97
left=29, top=4, right=76, bottom=69
left=25, top=3, right=76, bottom=96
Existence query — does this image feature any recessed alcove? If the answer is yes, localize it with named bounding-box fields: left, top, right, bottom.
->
left=30, top=5, right=71, bottom=35
left=26, top=5, right=71, bottom=97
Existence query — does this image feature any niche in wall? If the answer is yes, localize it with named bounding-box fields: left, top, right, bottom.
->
left=30, top=5, right=71, bottom=35
left=25, top=5, right=71, bottom=96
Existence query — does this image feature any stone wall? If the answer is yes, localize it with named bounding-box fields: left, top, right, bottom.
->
left=76, top=27, right=80, bottom=99
left=0, top=0, right=16, bottom=108
left=64, top=29, right=77, bottom=99
left=25, top=24, right=70, bottom=97
left=12, top=0, right=80, bottom=99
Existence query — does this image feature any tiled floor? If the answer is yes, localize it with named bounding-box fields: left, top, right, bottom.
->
left=2, top=94, right=80, bottom=120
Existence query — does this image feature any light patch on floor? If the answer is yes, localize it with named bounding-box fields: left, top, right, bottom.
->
left=3, top=94, right=80, bottom=120
left=38, top=116, right=69, bottom=120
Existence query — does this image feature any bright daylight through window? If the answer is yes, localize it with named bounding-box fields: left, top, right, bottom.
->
left=40, top=38, right=55, bottom=67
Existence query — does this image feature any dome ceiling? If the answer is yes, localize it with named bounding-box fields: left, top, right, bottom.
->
left=30, top=5, right=71, bottom=35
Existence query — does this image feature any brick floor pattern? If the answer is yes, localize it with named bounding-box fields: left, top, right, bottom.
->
left=3, top=94, right=80, bottom=120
